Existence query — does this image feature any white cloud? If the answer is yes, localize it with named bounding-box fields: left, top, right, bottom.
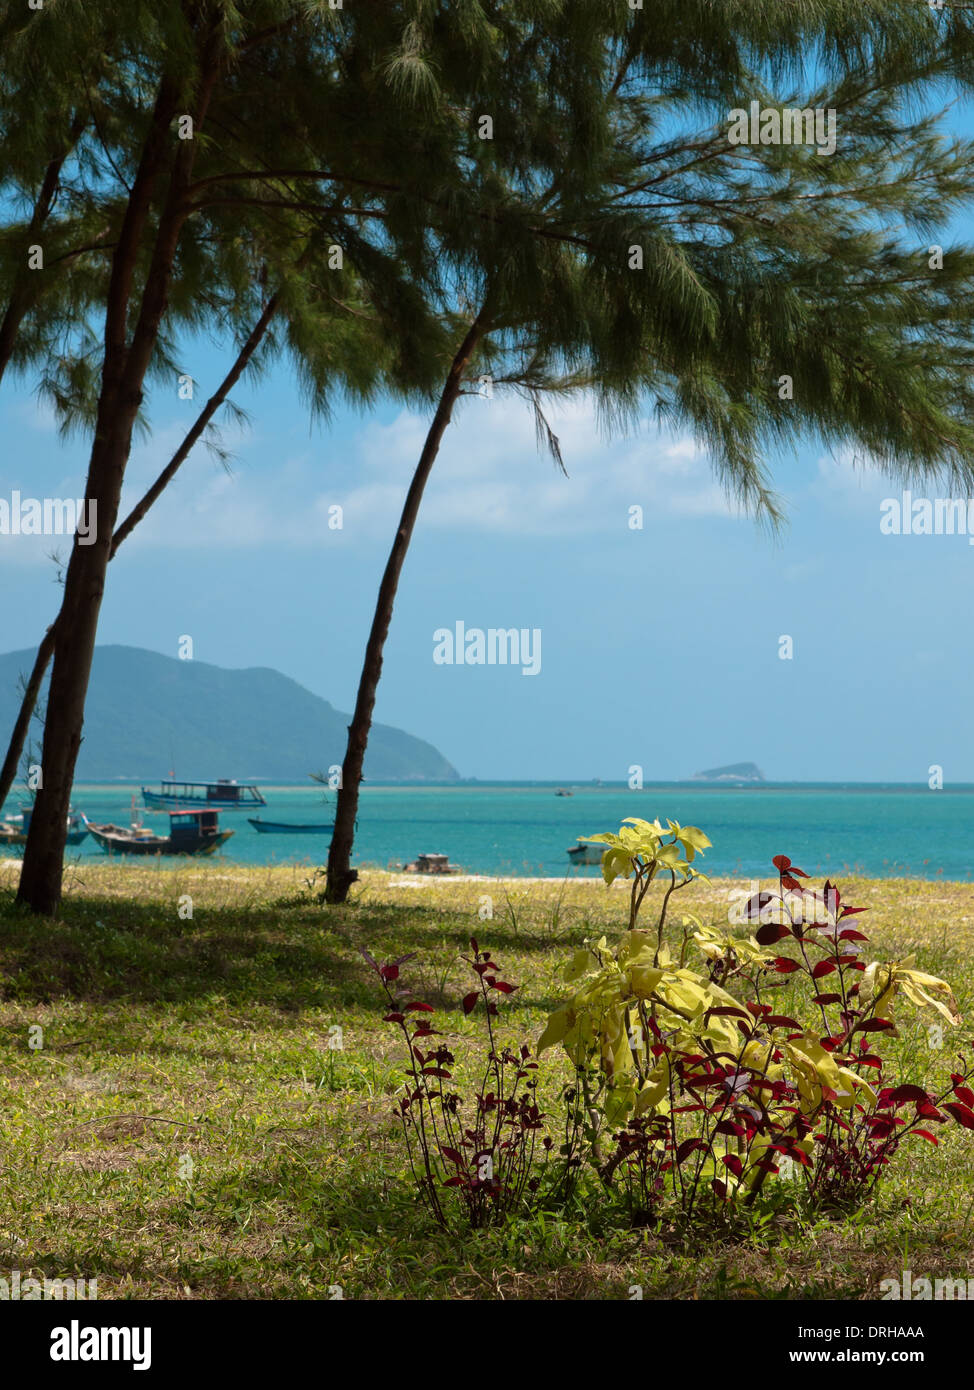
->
left=335, top=394, right=740, bottom=538
left=27, top=393, right=744, bottom=555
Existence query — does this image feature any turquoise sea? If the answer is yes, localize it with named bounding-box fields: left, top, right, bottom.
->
left=3, top=782, right=973, bottom=880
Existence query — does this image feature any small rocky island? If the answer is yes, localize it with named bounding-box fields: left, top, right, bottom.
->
left=692, top=761, right=765, bottom=783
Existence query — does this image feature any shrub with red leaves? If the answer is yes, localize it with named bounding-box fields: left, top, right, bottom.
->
left=361, top=939, right=569, bottom=1230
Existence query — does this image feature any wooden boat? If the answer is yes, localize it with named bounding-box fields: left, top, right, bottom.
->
left=248, top=817, right=333, bottom=835
left=1, top=806, right=89, bottom=847
left=85, top=810, right=233, bottom=856
left=402, top=852, right=461, bottom=875
left=567, top=842, right=605, bottom=865
left=141, top=779, right=265, bottom=812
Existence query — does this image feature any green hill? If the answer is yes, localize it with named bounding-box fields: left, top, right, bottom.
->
left=0, top=645, right=459, bottom=783
left=692, top=761, right=765, bottom=782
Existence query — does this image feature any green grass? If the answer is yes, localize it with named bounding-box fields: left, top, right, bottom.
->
left=1, top=856, right=973, bottom=1300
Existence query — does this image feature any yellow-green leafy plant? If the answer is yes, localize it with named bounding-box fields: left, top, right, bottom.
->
left=540, top=821, right=973, bottom=1221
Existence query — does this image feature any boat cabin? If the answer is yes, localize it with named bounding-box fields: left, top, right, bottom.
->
left=169, top=810, right=222, bottom=843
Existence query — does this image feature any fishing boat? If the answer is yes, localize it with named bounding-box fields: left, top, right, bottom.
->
left=0, top=806, right=89, bottom=847
left=85, top=809, right=233, bottom=856
left=567, top=841, right=605, bottom=865
left=248, top=817, right=333, bottom=835
left=141, top=779, right=265, bottom=812
left=402, top=852, right=461, bottom=875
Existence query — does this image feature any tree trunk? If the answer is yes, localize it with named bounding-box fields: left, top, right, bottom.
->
left=0, top=625, right=56, bottom=813
left=17, top=44, right=222, bottom=916
left=325, top=314, right=485, bottom=904
left=0, top=292, right=280, bottom=818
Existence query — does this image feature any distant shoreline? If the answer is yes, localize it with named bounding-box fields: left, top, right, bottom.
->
left=59, top=779, right=974, bottom=791
left=1, top=860, right=969, bottom=887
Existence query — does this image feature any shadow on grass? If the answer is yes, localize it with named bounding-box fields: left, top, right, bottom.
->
left=0, top=891, right=364, bottom=1010
left=0, top=888, right=574, bottom=1018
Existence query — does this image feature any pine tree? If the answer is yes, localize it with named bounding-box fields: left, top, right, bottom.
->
left=323, top=0, right=974, bottom=900
left=7, top=2, right=454, bottom=913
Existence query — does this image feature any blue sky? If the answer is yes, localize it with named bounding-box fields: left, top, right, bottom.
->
left=3, top=347, right=973, bottom=785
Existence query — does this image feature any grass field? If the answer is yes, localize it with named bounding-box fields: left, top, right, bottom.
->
left=0, top=855, right=972, bottom=1301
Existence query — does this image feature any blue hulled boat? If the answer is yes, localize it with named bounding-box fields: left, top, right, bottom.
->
left=142, top=779, right=266, bottom=812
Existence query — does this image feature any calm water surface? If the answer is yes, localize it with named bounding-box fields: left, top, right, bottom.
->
left=3, top=782, right=972, bottom=880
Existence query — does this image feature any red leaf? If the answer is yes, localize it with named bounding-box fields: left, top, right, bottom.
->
left=462, top=992, right=479, bottom=1015
left=488, top=979, right=516, bottom=994
left=440, top=1147, right=464, bottom=1165
left=954, top=1085, right=974, bottom=1108
left=812, top=993, right=842, bottom=1006
left=755, top=921, right=791, bottom=945
left=383, top=1012, right=405, bottom=1023
left=676, top=1138, right=706, bottom=1164
left=379, top=964, right=399, bottom=982
left=856, top=1018, right=895, bottom=1032
left=773, top=958, right=802, bottom=974
left=780, top=874, right=804, bottom=892
left=765, top=1015, right=802, bottom=1029
left=422, top=1067, right=453, bottom=1079
left=721, top=1154, right=743, bottom=1177
left=404, top=1002, right=434, bottom=1013
left=811, top=960, right=837, bottom=979
left=944, top=1101, right=974, bottom=1130
left=772, top=855, right=792, bottom=872
left=888, top=1085, right=929, bottom=1105
left=838, top=928, right=869, bottom=941
left=911, top=1130, right=939, bottom=1146
left=469, top=937, right=479, bottom=955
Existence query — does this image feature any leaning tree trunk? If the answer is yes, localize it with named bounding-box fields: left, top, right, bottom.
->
left=0, top=292, right=280, bottom=817
left=0, top=625, right=56, bottom=813
left=17, top=47, right=222, bottom=916
left=325, top=314, right=484, bottom=903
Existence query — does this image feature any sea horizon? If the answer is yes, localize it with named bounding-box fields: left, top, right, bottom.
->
left=4, top=780, right=971, bottom=882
